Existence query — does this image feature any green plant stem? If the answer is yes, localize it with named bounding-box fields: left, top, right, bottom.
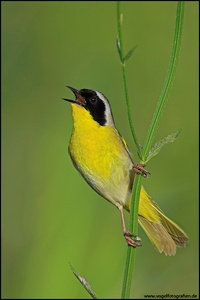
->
left=121, top=175, right=142, bottom=299
left=142, top=1, right=185, bottom=162
left=119, top=1, right=185, bottom=299
left=117, top=1, right=141, bottom=157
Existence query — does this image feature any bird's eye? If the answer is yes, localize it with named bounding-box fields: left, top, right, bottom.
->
left=90, top=97, right=98, bottom=104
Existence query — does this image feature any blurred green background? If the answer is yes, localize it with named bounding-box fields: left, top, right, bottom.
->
left=2, top=1, right=198, bottom=299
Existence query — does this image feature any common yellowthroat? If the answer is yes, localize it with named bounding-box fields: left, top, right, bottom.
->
left=63, top=86, right=189, bottom=255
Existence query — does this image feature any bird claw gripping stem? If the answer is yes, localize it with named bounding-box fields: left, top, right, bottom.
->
left=133, top=164, right=150, bottom=178
left=123, top=230, right=142, bottom=248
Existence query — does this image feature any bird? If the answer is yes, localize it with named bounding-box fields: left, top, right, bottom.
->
left=63, top=86, right=189, bottom=255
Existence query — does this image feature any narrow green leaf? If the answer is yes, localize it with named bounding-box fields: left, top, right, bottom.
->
left=123, top=46, right=137, bottom=62
left=116, top=36, right=124, bottom=63
left=146, top=129, right=181, bottom=162
left=69, top=263, right=97, bottom=299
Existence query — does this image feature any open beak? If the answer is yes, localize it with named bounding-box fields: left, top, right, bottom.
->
left=62, top=86, right=86, bottom=105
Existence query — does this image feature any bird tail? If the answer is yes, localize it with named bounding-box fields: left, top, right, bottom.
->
left=128, top=186, right=189, bottom=255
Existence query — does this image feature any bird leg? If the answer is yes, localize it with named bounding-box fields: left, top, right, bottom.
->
left=133, top=163, right=150, bottom=178
left=118, top=205, right=142, bottom=248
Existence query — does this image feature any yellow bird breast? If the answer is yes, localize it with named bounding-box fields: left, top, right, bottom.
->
left=68, top=104, right=133, bottom=207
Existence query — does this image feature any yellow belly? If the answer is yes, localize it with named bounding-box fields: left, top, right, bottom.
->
left=69, top=104, right=133, bottom=206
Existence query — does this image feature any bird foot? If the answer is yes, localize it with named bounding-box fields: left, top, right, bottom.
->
left=123, top=230, right=142, bottom=248
left=133, top=164, right=150, bottom=178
